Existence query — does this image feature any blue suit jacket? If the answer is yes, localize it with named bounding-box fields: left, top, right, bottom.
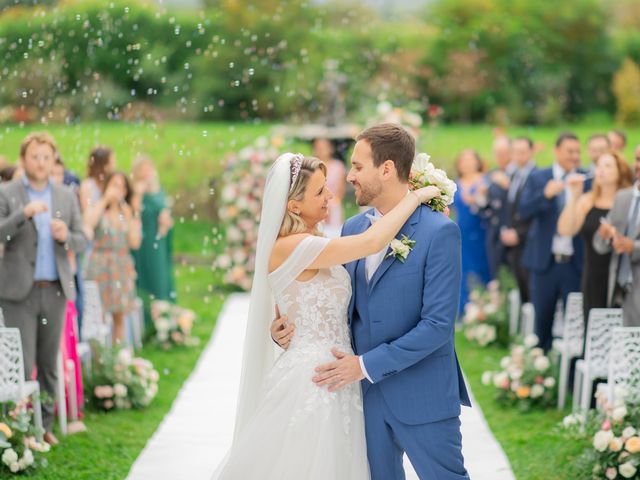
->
left=342, top=205, right=471, bottom=425
left=518, top=167, right=587, bottom=273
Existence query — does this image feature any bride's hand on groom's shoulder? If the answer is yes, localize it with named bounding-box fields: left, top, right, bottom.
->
left=414, top=185, right=441, bottom=204
left=271, top=306, right=295, bottom=349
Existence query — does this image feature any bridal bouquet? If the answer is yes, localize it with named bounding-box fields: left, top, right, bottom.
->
left=481, top=334, right=558, bottom=411
left=561, top=388, right=640, bottom=479
left=462, top=281, right=510, bottom=348
left=86, top=346, right=159, bottom=411
left=150, top=300, right=199, bottom=349
left=0, top=401, right=50, bottom=475
left=409, top=153, right=457, bottom=212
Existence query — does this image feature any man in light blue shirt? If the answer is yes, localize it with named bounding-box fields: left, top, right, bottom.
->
left=0, top=132, right=87, bottom=446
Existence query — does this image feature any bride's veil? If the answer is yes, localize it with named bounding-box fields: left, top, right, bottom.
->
left=212, top=153, right=297, bottom=480
left=230, top=152, right=295, bottom=442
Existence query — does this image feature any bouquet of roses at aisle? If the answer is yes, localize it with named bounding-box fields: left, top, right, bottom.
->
left=462, top=280, right=510, bottom=348
left=86, top=346, right=159, bottom=411
left=561, top=388, right=640, bottom=479
left=409, top=153, right=457, bottom=213
left=481, top=334, right=558, bottom=412
left=0, top=400, right=50, bottom=475
left=150, top=300, right=199, bottom=349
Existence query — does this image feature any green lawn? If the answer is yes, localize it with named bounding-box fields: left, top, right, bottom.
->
left=455, top=332, right=589, bottom=480
left=1, top=121, right=636, bottom=198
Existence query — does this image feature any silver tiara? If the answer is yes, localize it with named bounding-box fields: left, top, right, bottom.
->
left=289, top=154, right=303, bottom=192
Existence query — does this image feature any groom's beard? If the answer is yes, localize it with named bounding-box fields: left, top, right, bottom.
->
left=355, top=180, right=383, bottom=207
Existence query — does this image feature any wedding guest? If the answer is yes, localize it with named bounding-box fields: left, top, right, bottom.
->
left=558, top=151, right=632, bottom=328
left=519, top=132, right=586, bottom=352
left=0, top=132, right=87, bottom=445
left=480, top=136, right=513, bottom=277
left=313, top=138, right=346, bottom=238
left=594, top=145, right=640, bottom=326
left=83, top=171, right=142, bottom=344
left=131, top=155, right=176, bottom=322
left=452, top=149, right=491, bottom=313
left=586, top=134, right=610, bottom=172
left=607, top=130, right=627, bottom=154
left=500, top=136, right=536, bottom=303
left=79, top=146, right=116, bottom=214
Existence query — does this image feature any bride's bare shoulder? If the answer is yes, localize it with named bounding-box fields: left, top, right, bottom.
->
left=269, top=234, right=312, bottom=272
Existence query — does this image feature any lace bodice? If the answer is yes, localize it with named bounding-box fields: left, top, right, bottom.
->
left=268, top=235, right=352, bottom=353
left=265, top=236, right=361, bottom=437
left=273, top=266, right=352, bottom=353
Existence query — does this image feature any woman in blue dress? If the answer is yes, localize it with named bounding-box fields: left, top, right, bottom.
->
left=452, top=149, right=492, bottom=315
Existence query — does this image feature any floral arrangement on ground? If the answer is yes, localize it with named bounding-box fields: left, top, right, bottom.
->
left=0, top=400, right=50, bottom=475
left=482, top=334, right=558, bottom=411
left=562, top=387, right=640, bottom=479
left=86, top=346, right=159, bottom=411
left=150, top=300, right=199, bottom=349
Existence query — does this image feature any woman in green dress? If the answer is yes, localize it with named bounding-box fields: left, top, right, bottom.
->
left=131, top=156, right=176, bottom=326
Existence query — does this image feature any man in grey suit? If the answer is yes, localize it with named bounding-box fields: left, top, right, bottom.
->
left=594, top=146, right=640, bottom=326
left=0, top=132, right=87, bottom=445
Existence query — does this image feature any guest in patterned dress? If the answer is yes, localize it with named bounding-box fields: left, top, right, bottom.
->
left=83, top=171, right=142, bottom=344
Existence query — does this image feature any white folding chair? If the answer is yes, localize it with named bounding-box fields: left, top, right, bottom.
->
left=520, top=302, right=535, bottom=337
left=0, top=307, right=4, bottom=326
left=508, top=289, right=521, bottom=337
left=126, top=297, right=144, bottom=350
left=553, top=293, right=584, bottom=409
left=0, top=328, right=44, bottom=442
left=573, top=309, right=623, bottom=412
left=56, top=351, right=67, bottom=435
left=606, top=327, right=640, bottom=406
left=77, top=280, right=109, bottom=373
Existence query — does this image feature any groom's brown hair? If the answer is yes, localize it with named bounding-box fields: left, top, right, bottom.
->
left=356, top=123, right=415, bottom=182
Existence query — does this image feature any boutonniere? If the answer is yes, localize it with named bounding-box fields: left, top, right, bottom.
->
left=386, top=235, right=416, bottom=263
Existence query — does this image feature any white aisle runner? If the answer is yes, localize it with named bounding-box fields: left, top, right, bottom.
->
left=128, top=294, right=514, bottom=480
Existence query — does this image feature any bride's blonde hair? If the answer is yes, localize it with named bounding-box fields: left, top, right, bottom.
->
left=279, top=155, right=327, bottom=237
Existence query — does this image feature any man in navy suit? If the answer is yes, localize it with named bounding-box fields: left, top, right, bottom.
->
left=518, top=132, right=586, bottom=352
left=500, top=136, right=536, bottom=303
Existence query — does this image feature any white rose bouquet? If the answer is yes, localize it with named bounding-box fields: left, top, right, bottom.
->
left=462, top=280, right=510, bottom=348
left=409, top=153, right=457, bottom=213
left=150, top=300, right=199, bottom=349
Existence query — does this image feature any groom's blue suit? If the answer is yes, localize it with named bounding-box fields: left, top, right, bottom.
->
left=343, top=204, right=471, bottom=480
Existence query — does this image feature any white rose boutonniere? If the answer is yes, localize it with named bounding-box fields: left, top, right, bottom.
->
left=386, top=235, right=416, bottom=263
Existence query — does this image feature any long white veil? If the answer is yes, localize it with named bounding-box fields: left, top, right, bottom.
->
left=213, top=153, right=298, bottom=480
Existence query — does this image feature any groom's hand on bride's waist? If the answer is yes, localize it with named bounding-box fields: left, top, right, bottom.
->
left=271, top=307, right=295, bottom=349
left=313, top=348, right=365, bottom=392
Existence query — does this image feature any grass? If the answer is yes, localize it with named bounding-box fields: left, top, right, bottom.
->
left=455, top=332, right=589, bottom=480
left=1, top=121, right=636, bottom=197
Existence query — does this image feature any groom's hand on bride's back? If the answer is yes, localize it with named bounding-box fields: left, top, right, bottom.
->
left=271, top=306, right=295, bottom=349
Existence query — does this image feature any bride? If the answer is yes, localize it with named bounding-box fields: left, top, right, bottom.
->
left=212, top=152, right=438, bottom=479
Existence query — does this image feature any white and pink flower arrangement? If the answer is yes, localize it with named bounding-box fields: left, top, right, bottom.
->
left=150, top=300, right=199, bottom=349
left=216, top=138, right=281, bottom=291
left=0, top=401, right=49, bottom=475
left=462, top=280, right=510, bottom=348
left=86, top=346, right=159, bottom=411
left=561, top=388, right=640, bottom=479
left=481, top=334, right=557, bottom=411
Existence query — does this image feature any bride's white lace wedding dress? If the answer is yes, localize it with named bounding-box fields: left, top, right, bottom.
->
left=215, top=236, right=370, bottom=479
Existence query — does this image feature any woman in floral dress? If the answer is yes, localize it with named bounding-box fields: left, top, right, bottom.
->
left=84, top=171, right=142, bottom=344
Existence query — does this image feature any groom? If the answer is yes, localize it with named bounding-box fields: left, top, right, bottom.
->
left=273, top=123, right=470, bottom=479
